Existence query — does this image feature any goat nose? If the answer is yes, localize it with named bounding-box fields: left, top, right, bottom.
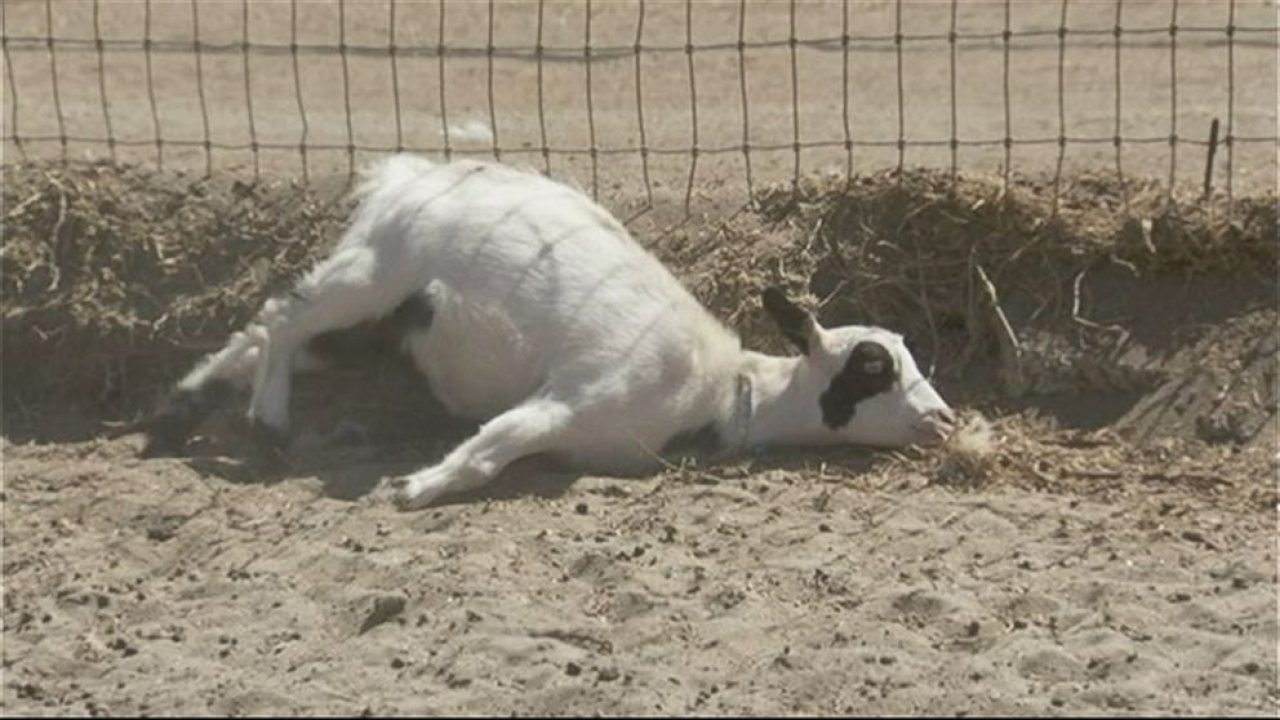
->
left=921, top=407, right=957, bottom=442
left=912, top=407, right=956, bottom=446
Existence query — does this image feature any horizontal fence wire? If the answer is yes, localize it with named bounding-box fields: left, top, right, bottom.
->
left=2, top=0, right=1276, bottom=213
left=6, top=25, right=1278, bottom=57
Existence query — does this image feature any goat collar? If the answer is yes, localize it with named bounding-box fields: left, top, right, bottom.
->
left=722, top=373, right=754, bottom=454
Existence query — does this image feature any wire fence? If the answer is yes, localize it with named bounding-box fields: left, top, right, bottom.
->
left=3, top=0, right=1277, bottom=214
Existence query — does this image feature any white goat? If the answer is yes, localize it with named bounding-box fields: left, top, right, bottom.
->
left=144, top=155, right=956, bottom=509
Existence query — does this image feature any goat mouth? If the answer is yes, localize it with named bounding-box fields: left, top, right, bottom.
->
left=912, top=422, right=954, bottom=446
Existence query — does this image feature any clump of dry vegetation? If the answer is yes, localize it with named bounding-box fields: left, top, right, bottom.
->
left=3, top=161, right=1275, bottom=449
left=933, top=411, right=998, bottom=488
left=2, top=159, right=1274, bottom=511
left=685, top=168, right=1275, bottom=364
left=3, top=161, right=350, bottom=409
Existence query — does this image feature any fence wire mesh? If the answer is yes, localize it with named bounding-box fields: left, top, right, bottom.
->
left=3, top=0, right=1276, bottom=213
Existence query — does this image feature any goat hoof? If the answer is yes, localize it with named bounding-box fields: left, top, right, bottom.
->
left=393, top=494, right=428, bottom=512
left=140, top=431, right=186, bottom=459
left=139, top=381, right=234, bottom=458
left=141, top=414, right=190, bottom=457
left=248, top=419, right=291, bottom=460
left=362, top=477, right=403, bottom=509
left=388, top=478, right=419, bottom=512
left=380, top=476, right=432, bottom=512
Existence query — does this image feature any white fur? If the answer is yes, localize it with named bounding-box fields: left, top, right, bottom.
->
left=170, top=154, right=955, bottom=509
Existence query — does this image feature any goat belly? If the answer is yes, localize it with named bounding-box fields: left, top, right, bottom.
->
left=400, top=282, right=542, bottom=421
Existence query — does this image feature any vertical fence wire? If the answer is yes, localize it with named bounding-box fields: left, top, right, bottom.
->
left=3, top=2, right=1275, bottom=202
left=894, top=0, right=905, bottom=176
left=1113, top=0, right=1128, bottom=213
left=143, top=0, right=162, bottom=169
left=536, top=0, right=550, bottom=175
left=338, top=0, right=354, bottom=180
left=437, top=0, right=451, bottom=162
left=1202, top=116, right=1218, bottom=203
left=92, top=0, right=116, bottom=162
left=584, top=0, right=598, bottom=198
left=633, top=0, right=652, bottom=204
left=948, top=0, right=957, bottom=186
left=290, top=0, right=309, bottom=182
left=683, top=0, right=699, bottom=212
left=1001, top=0, right=1012, bottom=191
left=4, top=4, right=26, bottom=161
left=788, top=0, right=800, bottom=189
left=190, top=0, right=211, bottom=176
left=1052, top=0, right=1069, bottom=216
left=389, top=0, right=404, bottom=154
left=737, top=0, right=753, bottom=200
left=1225, top=0, right=1235, bottom=215
left=487, top=0, right=501, bottom=162
left=841, top=0, right=853, bottom=186
left=44, top=0, right=67, bottom=160
left=241, top=0, right=259, bottom=180
left=1167, top=0, right=1178, bottom=200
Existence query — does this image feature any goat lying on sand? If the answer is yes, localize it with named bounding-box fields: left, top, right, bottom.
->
left=143, top=155, right=956, bottom=509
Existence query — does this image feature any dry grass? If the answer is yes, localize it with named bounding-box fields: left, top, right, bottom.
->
left=701, top=168, right=1276, bottom=363
left=934, top=412, right=998, bottom=489
left=3, top=161, right=1275, bottom=501
left=2, top=160, right=351, bottom=409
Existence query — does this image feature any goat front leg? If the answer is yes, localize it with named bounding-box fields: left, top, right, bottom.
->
left=389, top=398, right=574, bottom=510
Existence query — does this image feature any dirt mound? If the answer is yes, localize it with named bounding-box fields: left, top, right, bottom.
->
left=2, top=161, right=351, bottom=411
left=3, top=161, right=1275, bottom=454
left=660, top=169, right=1276, bottom=444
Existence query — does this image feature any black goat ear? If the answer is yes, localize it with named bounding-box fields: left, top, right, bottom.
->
left=761, top=286, right=813, bottom=355
left=901, top=333, right=920, bottom=360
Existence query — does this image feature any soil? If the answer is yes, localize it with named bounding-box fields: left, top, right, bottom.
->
left=2, top=160, right=1277, bottom=716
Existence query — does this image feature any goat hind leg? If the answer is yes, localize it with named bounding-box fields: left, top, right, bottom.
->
left=141, top=317, right=353, bottom=458
left=390, top=398, right=574, bottom=510
left=146, top=235, right=421, bottom=457
left=247, top=245, right=421, bottom=440
left=141, top=326, right=267, bottom=457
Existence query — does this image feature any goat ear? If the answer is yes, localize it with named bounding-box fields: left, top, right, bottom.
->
left=761, top=286, right=816, bottom=355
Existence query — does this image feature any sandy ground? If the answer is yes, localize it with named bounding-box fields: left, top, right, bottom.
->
left=2, top=419, right=1276, bottom=716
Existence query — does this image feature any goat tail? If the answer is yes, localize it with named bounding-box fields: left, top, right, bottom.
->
left=353, top=153, right=438, bottom=202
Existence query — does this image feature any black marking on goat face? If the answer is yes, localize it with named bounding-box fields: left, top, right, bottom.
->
left=141, top=378, right=235, bottom=457
left=761, top=287, right=810, bottom=355
left=820, top=341, right=897, bottom=429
